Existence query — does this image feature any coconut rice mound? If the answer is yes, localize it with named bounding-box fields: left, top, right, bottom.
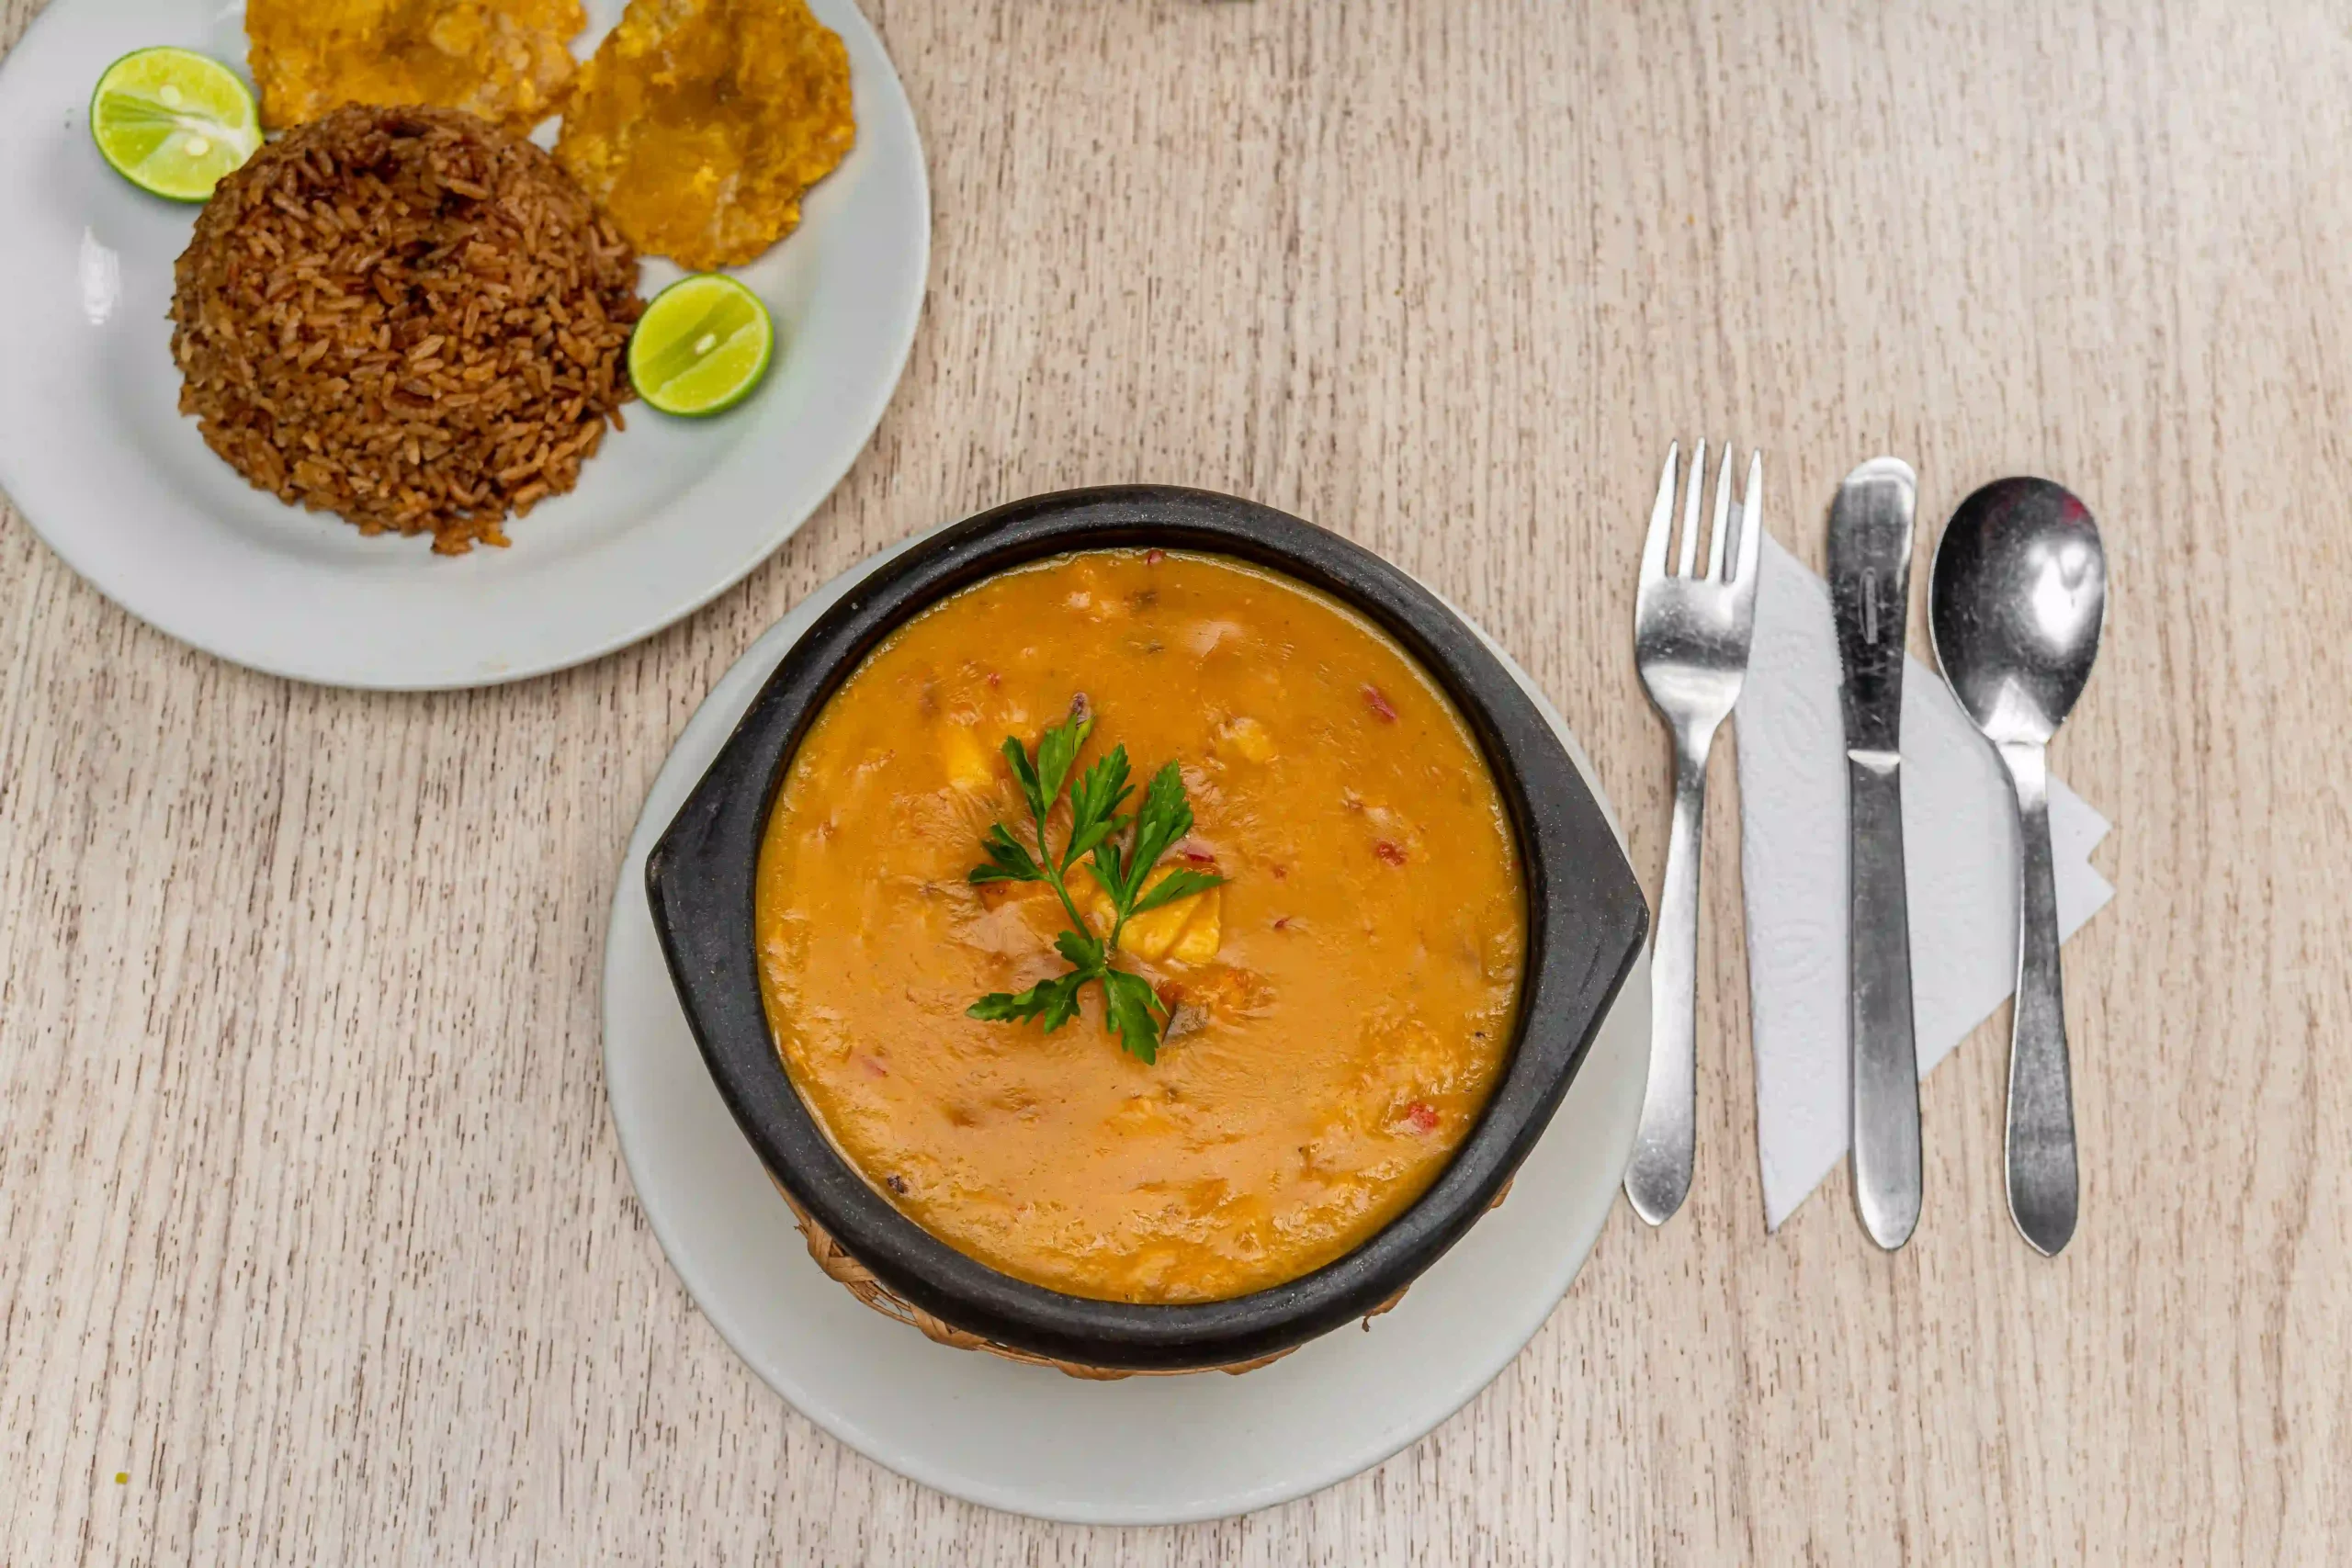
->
left=170, top=104, right=642, bottom=554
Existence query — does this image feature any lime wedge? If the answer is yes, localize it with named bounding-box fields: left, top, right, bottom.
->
left=89, top=48, right=261, bottom=202
left=629, top=274, right=775, bottom=417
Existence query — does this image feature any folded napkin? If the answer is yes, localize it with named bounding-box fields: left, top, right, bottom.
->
left=1733, top=536, right=2116, bottom=1229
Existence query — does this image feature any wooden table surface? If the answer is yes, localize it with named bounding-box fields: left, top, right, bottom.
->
left=6, top=1, right=2347, bottom=1562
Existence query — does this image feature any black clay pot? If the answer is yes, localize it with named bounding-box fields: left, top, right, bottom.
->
left=646, top=486, right=1648, bottom=1372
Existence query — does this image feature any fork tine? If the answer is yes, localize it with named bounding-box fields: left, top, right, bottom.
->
left=1641, top=442, right=1678, bottom=584
left=1734, top=449, right=1765, bottom=589
left=1705, top=440, right=1736, bottom=580
left=1676, top=439, right=1705, bottom=576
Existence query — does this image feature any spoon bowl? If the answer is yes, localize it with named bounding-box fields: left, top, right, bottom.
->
left=1929, top=478, right=2107, bottom=745
left=1929, top=476, right=2106, bottom=1258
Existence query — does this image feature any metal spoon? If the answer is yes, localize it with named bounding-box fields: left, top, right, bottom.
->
left=1928, top=478, right=2107, bottom=1256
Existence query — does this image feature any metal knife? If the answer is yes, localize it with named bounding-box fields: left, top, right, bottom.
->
left=1827, top=457, right=1924, bottom=1250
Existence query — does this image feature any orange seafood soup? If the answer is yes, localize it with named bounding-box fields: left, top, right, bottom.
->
left=754, top=550, right=1526, bottom=1303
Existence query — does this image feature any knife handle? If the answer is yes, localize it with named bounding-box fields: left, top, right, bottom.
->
left=1848, top=752, right=1922, bottom=1249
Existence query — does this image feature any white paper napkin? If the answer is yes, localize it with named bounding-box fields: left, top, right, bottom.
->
left=1733, top=536, right=2116, bottom=1229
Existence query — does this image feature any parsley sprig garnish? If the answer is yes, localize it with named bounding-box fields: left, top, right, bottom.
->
left=966, top=706, right=1222, bottom=1063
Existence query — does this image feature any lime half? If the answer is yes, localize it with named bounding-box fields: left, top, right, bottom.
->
left=89, top=48, right=261, bottom=202
left=629, top=275, right=775, bottom=417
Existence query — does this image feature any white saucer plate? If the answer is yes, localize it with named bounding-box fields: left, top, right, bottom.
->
left=600, top=535, right=1649, bottom=1526
left=0, top=0, right=927, bottom=689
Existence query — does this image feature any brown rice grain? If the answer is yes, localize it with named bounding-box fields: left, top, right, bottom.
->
left=170, top=105, right=642, bottom=555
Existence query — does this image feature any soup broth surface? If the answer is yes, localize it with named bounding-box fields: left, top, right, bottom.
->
left=755, top=549, right=1525, bottom=1303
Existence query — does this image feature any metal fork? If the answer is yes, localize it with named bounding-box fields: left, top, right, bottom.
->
left=1623, top=441, right=1765, bottom=1227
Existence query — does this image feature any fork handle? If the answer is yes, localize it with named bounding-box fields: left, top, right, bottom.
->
left=1623, top=721, right=1713, bottom=1225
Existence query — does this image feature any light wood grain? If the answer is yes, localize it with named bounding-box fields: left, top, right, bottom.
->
left=5, top=0, right=2347, bottom=1561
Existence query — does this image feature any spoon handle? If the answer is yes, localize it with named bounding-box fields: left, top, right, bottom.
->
left=1998, top=740, right=2078, bottom=1256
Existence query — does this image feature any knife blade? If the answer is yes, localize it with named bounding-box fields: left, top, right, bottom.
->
left=1827, top=457, right=1924, bottom=1250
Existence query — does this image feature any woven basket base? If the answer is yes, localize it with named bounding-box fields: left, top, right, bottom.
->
left=770, top=1175, right=1513, bottom=1381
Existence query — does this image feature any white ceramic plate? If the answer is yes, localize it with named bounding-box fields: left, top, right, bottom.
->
left=600, top=534, right=1649, bottom=1525
left=0, top=0, right=927, bottom=689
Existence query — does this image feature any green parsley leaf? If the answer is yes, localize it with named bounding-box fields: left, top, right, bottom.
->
left=1123, top=761, right=1195, bottom=903
left=968, top=822, right=1045, bottom=884
left=1035, top=712, right=1092, bottom=808
left=999, top=734, right=1045, bottom=819
left=1062, top=746, right=1134, bottom=871
left=1054, top=928, right=1105, bottom=972
left=964, top=704, right=1227, bottom=1064
left=1088, top=836, right=1126, bottom=903
left=1098, top=967, right=1166, bottom=1064
left=1129, top=865, right=1223, bottom=917
left=1035, top=973, right=1088, bottom=1032
left=967, top=970, right=1087, bottom=1031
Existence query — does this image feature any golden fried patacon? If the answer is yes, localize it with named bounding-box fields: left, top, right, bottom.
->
left=554, top=0, right=856, bottom=271
left=246, top=0, right=584, bottom=134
